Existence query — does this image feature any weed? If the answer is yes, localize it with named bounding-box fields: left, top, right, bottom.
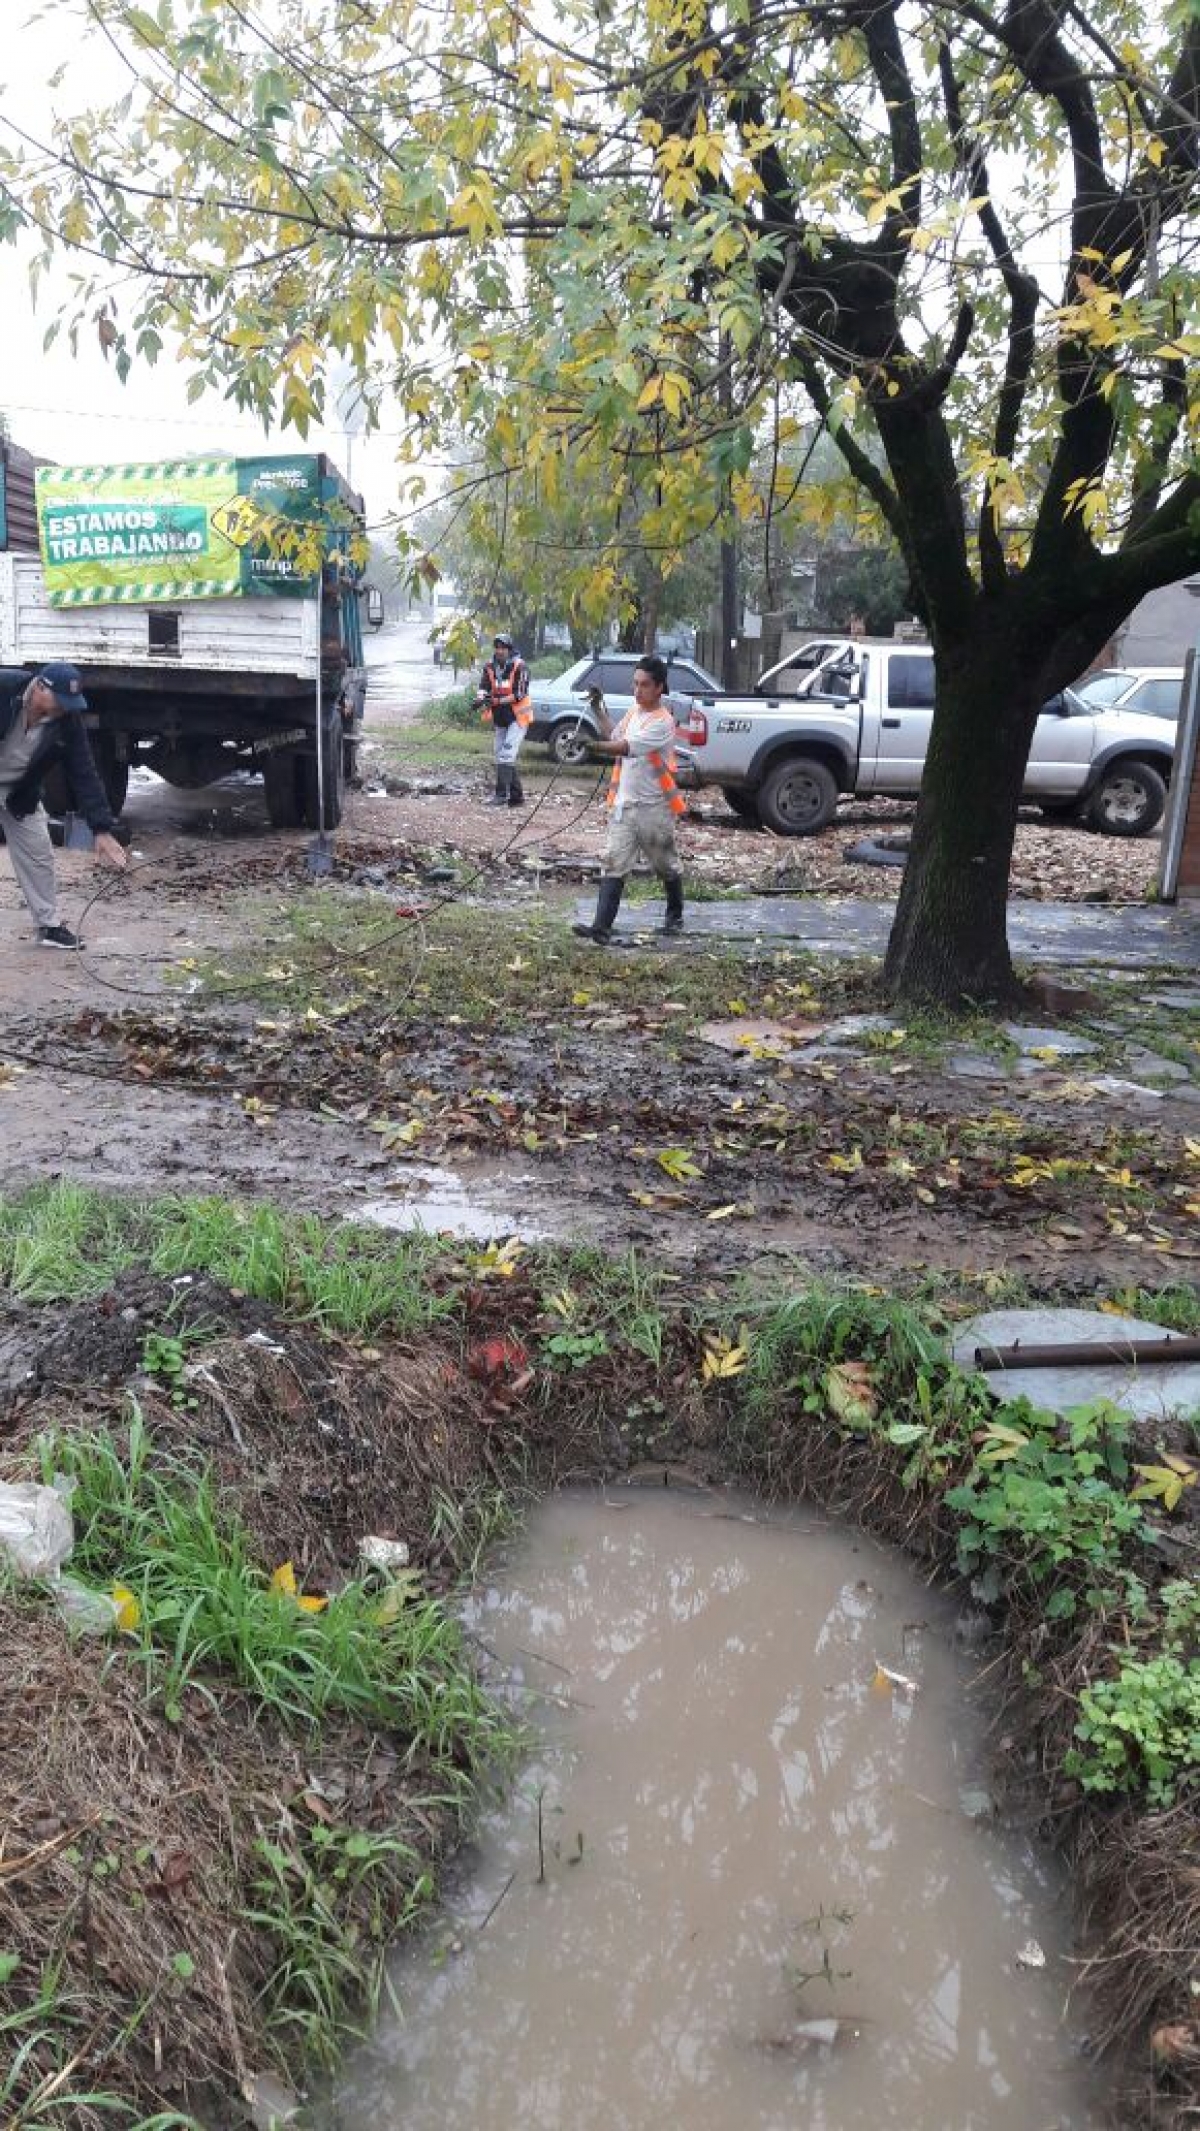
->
left=946, top=1398, right=1147, bottom=1610
left=543, top=1328, right=610, bottom=1369
left=0, top=1182, right=137, bottom=1301
left=1066, top=1649, right=1200, bottom=1806
left=429, top=1486, right=516, bottom=1583
left=1, top=1970, right=198, bottom=2128
left=42, top=1413, right=509, bottom=1763
left=242, top=1826, right=435, bottom=2065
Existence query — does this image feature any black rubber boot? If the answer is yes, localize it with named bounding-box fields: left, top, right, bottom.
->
left=485, top=765, right=512, bottom=807
left=663, top=875, right=685, bottom=936
left=572, top=875, right=624, bottom=943
left=508, top=768, right=525, bottom=807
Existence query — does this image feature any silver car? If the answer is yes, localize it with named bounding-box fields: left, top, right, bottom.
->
left=528, top=651, right=722, bottom=763
left=1070, top=667, right=1184, bottom=721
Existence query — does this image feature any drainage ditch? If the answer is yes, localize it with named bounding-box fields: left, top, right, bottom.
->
left=317, top=1485, right=1106, bottom=2130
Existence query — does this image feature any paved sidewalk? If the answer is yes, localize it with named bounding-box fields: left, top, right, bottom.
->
left=583, top=894, right=1200, bottom=971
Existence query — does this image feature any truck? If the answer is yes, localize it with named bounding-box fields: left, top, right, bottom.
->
left=673, top=637, right=1179, bottom=838
left=0, top=450, right=368, bottom=830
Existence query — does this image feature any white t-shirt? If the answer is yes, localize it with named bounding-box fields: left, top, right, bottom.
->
left=611, top=706, right=677, bottom=818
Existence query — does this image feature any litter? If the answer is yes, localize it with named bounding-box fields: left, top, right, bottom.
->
left=871, top=1661, right=920, bottom=1695
left=0, top=1478, right=75, bottom=1579
left=358, top=1536, right=412, bottom=1573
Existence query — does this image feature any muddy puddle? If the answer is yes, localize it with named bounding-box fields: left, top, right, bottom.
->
left=318, top=1487, right=1106, bottom=2130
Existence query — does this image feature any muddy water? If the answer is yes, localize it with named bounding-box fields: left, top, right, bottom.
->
left=323, top=1489, right=1106, bottom=2131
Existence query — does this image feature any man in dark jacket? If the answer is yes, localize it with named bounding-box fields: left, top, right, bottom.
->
left=0, top=661, right=127, bottom=949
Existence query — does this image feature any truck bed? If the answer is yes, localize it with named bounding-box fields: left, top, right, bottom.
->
left=0, top=553, right=318, bottom=680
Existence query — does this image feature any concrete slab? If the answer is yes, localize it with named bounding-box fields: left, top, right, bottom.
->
left=1001, top=1023, right=1098, bottom=1056
left=952, top=1307, right=1200, bottom=1423
left=582, top=896, right=1200, bottom=971
left=1122, top=1047, right=1192, bottom=1084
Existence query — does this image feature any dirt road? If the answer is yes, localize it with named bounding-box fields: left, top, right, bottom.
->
left=3, top=667, right=1196, bottom=1292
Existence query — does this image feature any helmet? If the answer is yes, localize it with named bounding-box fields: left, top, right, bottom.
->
left=493, top=632, right=513, bottom=649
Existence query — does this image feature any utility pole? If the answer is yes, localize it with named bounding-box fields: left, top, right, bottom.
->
left=718, top=334, right=739, bottom=688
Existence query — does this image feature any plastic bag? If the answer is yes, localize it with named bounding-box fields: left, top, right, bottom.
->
left=0, top=1478, right=75, bottom=1580
left=54, top=1577, right=121, bottom=1636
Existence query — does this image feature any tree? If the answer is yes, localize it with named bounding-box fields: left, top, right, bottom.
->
left=4, top=1, right=1197, bottom=1003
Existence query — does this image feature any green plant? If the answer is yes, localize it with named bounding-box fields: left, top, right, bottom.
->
left=42, top=1413, right=510, bottom=1763
left=242, top=1824, right=435, bottom=2064
left=543, top=1328, right=610, bottom=1370
left=946, top=1398, right=1146, bottom=1609
left=0, top=1970, right=198, bottom=2128
left=417, top=682, right=482, bottom=729
left=1066, top=1654, right=1200, bottom=1806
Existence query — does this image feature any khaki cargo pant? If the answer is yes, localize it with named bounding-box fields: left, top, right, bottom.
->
left=603, top=804, right=682, bottom=883
left=0, top=799, right=59, bottom=928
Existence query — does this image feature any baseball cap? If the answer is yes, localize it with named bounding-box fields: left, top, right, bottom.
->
left=36, top=661, right=89, bottom=711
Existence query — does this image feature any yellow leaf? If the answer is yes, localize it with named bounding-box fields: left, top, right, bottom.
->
left=297, top=1593, right=329, bottom=1614
left=637, top=375, right=664, bottom=412
left=701, top=1333, right=750, bottom=1381
left=270, top=1561, right=298, bottom=1597
left=112, top=1583, right=141, bottom=1633
left=657, top=1146, right=702, bottom=1181
left=1130, top=1465, right=1183, bottom=1510
left=826, top=1147, right=863, bottom=1174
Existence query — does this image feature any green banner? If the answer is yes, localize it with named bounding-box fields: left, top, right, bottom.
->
left=35, top=456, right=325, bottom=607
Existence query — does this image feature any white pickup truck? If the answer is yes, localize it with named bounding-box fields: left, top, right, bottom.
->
left=673, top=638, right=1179, bottom=837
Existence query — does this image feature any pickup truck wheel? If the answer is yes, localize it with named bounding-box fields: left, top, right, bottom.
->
left=1087, top=761, right=1166, bottom=837
left=262, top=748, right=304, bottom=829
left=721, top=785, right=760, bottom=824
left=757, top=756, right=839, bottom=836
left=547, top=718, right=592, bottom=767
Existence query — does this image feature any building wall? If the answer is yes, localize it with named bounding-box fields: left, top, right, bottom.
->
left=1115, top=578, right=1200, bottom=667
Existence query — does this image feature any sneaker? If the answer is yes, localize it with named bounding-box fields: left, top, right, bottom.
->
left=38, top=924, right=83, bottom=950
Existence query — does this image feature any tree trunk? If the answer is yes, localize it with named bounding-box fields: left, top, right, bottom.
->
left=884, top=651, right=1041, bottom=1008
left=617, top=596, right=644, bottom=652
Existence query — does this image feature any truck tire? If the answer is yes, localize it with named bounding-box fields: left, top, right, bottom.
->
left=721, top=785, right=760, bottom=824
left=40, top=741, right=127, bottom=820
left=757, top=756, right=839, bottom=836
left=547, top=718, right=592, bottom=767
left=1087, top=760, right=1166, bottom=837
left=94, top=735, right=129, bottom=816
left=262, top=748, right=304, bottom=829
left=300, top=718, right=346, bottom=831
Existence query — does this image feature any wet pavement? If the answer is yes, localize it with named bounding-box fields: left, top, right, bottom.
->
left=584, top=893, right=1200, bottom=970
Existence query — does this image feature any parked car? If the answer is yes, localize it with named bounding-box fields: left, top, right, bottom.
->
left=1070, top=667, right=1185, bottom=721
left=672, top=639, right=1176, bottom=836
left=528, top=651, right=723, bottom=764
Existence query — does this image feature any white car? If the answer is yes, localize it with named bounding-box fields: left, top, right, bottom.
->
left=527, top=651, right=722, bottom=763
left=1071, top=667, right=1184, bottom=721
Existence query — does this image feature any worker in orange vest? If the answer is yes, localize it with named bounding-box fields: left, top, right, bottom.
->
left=573, top=654, right=686, bottom=943
left=476, top=632, right=532, bottom=807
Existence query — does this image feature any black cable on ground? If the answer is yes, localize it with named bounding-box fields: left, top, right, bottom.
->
left=4, top=745, right=613, bottom=1008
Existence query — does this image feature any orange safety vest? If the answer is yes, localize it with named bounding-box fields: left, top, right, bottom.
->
left=480, top=657, right=532, bottom=727
left=606, top=708, right=688, bottom=816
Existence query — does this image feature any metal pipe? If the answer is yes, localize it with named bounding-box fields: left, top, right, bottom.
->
left=972, top=1337, right=1200, bottom=1371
